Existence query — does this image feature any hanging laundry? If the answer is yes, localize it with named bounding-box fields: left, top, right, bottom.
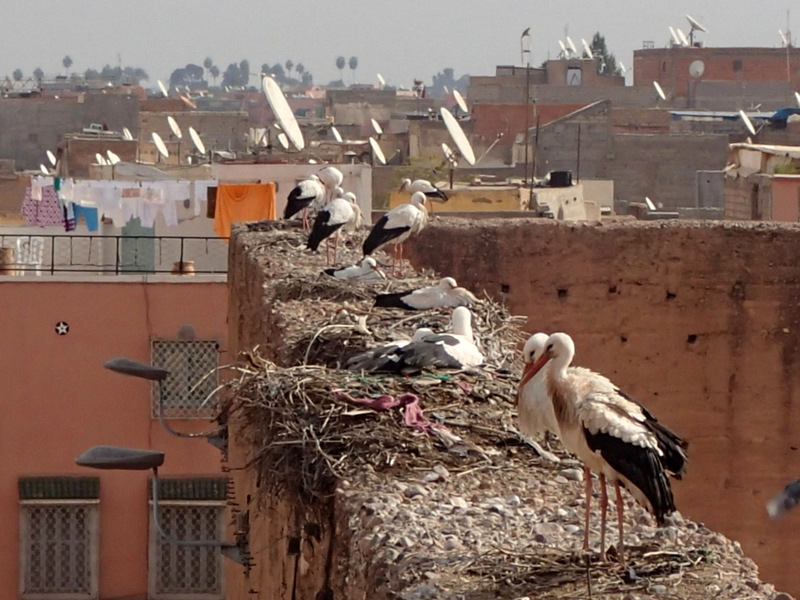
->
left=72, top=205, right=99, bottom=232
left=21, top=186, right=65, bottom=227
left=213, top=183, right=276, bottom=238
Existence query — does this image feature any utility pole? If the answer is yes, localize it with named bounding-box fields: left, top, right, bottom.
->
left=521, top=28, right=532, bottom=189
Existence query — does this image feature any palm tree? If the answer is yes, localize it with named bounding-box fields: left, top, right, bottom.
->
left=209, top=65, right=220, bottom=86
left=296, top=63, right=305, bottom=78
left=203, top=56, right=213, bottom=80
left=336, top=56, right=345, bottom=82
left=33, top=67, right=44, bottom=81
left=348, top=56, right=358, bottom=83
left=285, top=60, right=294, bottom=77
left=62, top=55, right=73, bottom=75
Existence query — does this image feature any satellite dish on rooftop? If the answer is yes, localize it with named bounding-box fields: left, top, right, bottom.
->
left=558, top=40, right=568, bottom=56
left=377, top=73, right=386, bottom=87
left=188, top=127, right=206, bottom=155
left=686, top=14, right=708, bottom=34
left=566, top=36, right=578, bottom=56
left=46, top=150, right=57, bottom=167
left=440, top=107, right=476, bottom=166
left=122, top=127, right=133, bottom=141
left=619, top=61, right=627, bottom=74
left=262, top=75, right=305, bottom=151
left=644, top=197, right=656, bottom=211
left=453, top=89, right=468, bottom=113
left=779, top=29, right=790, bottom=47
left=369, top=137, right=386, bottom=165
left=167, top=116, right=183, bottom=139
left=581, top=38, right=594, bottom=59
left=157, top=80, right=168, bottom=97
left=40, top=164, right=49, bottom=175
left=444, top=85, right=450, bottom=94
left=677, top=28, right=690, bottom=47
left=653, top=81, right=667, bottom=101
left=152, top=132, right=169, bottom=159
left=739, top=110, right=757, bottom=136
left=689, top=60, right=705, bottom=79
left=331, top=126, right=343, bottom=142
left=95, top=153, right=107, bottom=166
left=277, top=132, right=289, bottom=150
left=669, top=26, right=680, bottom=46
left=106, top=150, right=121, bottom=165
left=370, top=118, right=383, bottom=135
left=795, top=91, right=800, bottom=107
left=441, top=142, right=457, bottom=167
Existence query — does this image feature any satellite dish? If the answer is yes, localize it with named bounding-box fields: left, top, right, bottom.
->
left=619, top=61, right=627, bottom=74
left=644, top=197, right=656, bottom=211
left=262, top=75, right=305, bottom=151
left=331, top=126, right=343, bottom=142
left=444, top=85, right=450, bottom=94
left=653, top=81, right=667, bottom=101
left=46, top=150, right=57, bottom=167
left=558, top=40, right=568, bottom=56
left=779, top=29, right=790, bottom=46
left=277, top=132, right=289, bottom=150
left=686, top=14, right=708, bottom=34
left=369, top=137, right=387, bottom=165
left=224, top=85, right=231, bottom=92
left=441, top=142, right=458, bottom=166
left=689, top=60, right=705, bottom=79
left=188, top=127, right=206, bottom=155
left=167, top=116, right=183, bottom=139
left=152, top=132, right=169, bottom=159
left=106, top=150, right=121, bottom=165
left=371, top=118, right=383, bottom=135
left=677, top=28, right=690, bottom=47
left=377, top=73, right=386, bottom=87
left=95, top=153, right=107, bottom=166
left=739, top=110, right=757, bottom=136
left=453, top=89, right=468, bottom=113
left=566, top=36, right=578, bottom=56
left=581, top=38, right=594, bottom=59
left=795, top=91, right=800, bottom=107
left=122, top=127, right=133, bottom=141
left=669, top=26, right=680, bottom=46
left=440, top=107, right=476, bottom=165
left=157, top=80, right=168, bottom=97
left=39, top=164, right=49, bottom=175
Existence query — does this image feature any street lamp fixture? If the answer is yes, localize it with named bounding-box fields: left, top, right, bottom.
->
left=75, top=445, right=245, bottom=564
left=104, top=357, right=224, bottom=442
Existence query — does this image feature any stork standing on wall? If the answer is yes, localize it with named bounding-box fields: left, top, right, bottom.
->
left=284, top=175, right=326, bottom=231
left=519, top=332, right=688, bottom=565
left=362, top=191, right=428, bottom=276
left=398, top=178, right=448, bottom=214
left=307, top=192, right=360, bottom=265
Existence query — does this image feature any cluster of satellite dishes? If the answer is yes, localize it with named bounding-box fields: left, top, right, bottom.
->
left=668, top=15, right=708, bottom=48
left=556, top=36, right=627, bottom=75
left=150, top=117, right=206, bottom=164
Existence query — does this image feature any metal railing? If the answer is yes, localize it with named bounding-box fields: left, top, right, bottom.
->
left=0, top=235, right=229, bottom=276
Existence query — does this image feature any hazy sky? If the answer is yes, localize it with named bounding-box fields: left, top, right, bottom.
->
left=2, top=1, right=796, bottom=89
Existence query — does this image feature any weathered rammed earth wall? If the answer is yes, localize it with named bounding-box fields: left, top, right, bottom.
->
left=405, top=217, right=800, bottom=597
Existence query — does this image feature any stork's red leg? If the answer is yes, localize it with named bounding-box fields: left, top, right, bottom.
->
left=599, top=473, right=608, bottom=561
left=583, top=466, right=592, bottom=551
left=615, top=481, right=626, bottom=567
left=302, top=209, right=308, bottom=232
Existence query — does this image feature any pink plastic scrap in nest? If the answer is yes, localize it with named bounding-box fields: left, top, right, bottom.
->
left=334, top=391, right=433, bottom=432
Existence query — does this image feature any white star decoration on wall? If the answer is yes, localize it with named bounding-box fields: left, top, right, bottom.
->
left=55, top=322, right=69, bottom=335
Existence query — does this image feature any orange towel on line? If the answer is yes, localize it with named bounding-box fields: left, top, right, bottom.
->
left=213, top=183, right=276, bottom=239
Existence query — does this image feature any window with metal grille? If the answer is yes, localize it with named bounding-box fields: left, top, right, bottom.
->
left=148, top=502, right=225, bottom=600
left=19, top=501, right=99, bottom=600
left=150, top=340, right=219, bottom=419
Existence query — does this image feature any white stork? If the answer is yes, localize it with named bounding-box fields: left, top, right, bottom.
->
left=519, top=332, right=688, bottom=564
left=516, top=333, right=560, bottom=439
left=363, top=191, right=428, bottom=276
left=307, top=193, right=360, bottom=264
left=284, top=175, right=326, bottom=231
left=348, top=306, right=483, bottom=373
left=323, top=257, right=386, bottom=281
left=317, top=166, right=344, bottom=203
left=399, top=178, right=448, bottom=214
left=373, top=276, right=477, bottom=310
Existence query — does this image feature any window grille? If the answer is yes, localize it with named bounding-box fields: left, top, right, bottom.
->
left=19, top=501, right=99, bottom=600
left=148, top=502, right=225, bottom=600
left=151, top=340, right=219, bottom=419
